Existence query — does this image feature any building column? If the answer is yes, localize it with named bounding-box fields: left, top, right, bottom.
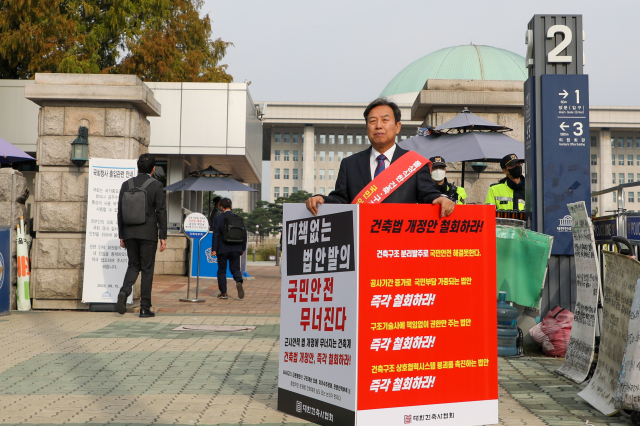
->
left=598, top=129, right=612, bottom=215
left=303, top=125, right=315, bottom=194
left=167, top=158, right=183, bottom=228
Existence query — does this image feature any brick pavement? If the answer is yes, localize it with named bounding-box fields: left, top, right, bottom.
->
left=151, top=264, right=281, bottom=316
left=0, top=265, right=634, bottom=426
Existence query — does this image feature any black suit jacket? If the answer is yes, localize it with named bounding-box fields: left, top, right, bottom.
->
left=117, top=174, right=167, bottom=241
left=323, top=146, right=442, bottom=204
left=211, top=211, right=247, bottom=254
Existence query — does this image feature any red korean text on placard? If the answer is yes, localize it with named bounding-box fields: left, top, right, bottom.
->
left=357, top=204, right=497, bottom=411
left=288, top=277, right=334, bottom=302
left=300, top=306, right=347, bottom=332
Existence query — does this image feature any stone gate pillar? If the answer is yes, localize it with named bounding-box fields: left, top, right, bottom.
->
left=25, top=74, right=161, bottom=309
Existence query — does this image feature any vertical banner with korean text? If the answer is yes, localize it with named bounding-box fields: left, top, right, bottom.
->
left=278, top=204, right=358, bottom=425
left=556, top=201, right=600, bottom=383
left=357, top=205, right=498, bottom=426
left=616, top=273, right=640, bottom=411
left=82, top=158, right=137, bottom=303
left=578, top=252, right=640, bottom=415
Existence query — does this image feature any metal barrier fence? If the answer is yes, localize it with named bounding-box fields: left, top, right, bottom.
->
left=590, top=213, right=640, bottom=337
left=539, top=255, right=577, bottom=318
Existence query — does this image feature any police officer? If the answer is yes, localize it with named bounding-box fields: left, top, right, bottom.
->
left=485, top=153, right=525, bottom=211
left=429, top=156, right=466, bottom=204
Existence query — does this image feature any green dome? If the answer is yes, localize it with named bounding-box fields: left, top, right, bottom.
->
left=380, top=45, right=527, bottom=99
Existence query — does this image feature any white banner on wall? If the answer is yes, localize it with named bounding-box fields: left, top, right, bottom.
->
left=81, top=158, right=138, bottom=304
left=556, top=201, right=600, bottom=383
left=578, top=251, right=640, bottom=415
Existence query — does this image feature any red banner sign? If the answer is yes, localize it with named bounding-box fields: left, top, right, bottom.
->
left=352, top=151, right=432, bottom=205
left=279, top=204, right=498, bottom=425
left=357, top=204, right=498, bottom=419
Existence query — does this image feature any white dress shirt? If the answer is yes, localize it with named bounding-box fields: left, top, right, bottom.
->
left=370, top=144, right=397, bottom=180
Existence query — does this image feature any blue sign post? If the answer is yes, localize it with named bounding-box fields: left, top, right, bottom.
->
left=0, top=226, right=10, bottom=315
left=593, top=217, right=617, bottom=242
left=626, top=216, right=640, bottom=241
left=540, top=74, right=591, bottom=255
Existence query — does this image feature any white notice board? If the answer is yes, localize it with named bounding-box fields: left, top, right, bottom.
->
left=82, top=158, right=137, bottom=303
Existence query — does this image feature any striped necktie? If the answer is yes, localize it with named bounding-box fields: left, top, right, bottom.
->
left=374, top=155, right=387, bottom=178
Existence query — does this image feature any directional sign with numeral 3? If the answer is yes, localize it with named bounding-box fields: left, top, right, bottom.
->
left=524, top=15, right=589, bottom=252
left=540, top=74, right=591, bottom=255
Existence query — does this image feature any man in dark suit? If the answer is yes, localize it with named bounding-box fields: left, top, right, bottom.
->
left=211, top=198, right=247, bottom=300
left=116, top=153, right=167, bottom=317
left=306, top=98, right=455, bottom=216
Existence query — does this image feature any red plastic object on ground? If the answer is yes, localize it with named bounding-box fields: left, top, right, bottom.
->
left=529, top=306, right=573, bottom=357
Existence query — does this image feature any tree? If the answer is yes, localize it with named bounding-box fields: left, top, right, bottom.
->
left=0, top=0, right=232, bottom=82
left=113, top=0, right=233, bottom=82
left=240, top=192, right=313, bottom=241
left=275, top=190, right=313, bottom=205
left=244, top=200, right=280, bottom=240
left=0, top=0, right=84, bottom=78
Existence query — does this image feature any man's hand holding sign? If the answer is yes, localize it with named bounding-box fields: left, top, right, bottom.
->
left=306, top=99, right=455, bottom=216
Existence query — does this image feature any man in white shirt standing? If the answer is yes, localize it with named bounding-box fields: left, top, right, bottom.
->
left=306, top=98, right=455, bottom=217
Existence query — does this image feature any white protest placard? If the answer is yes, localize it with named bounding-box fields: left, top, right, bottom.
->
left=616, top=273, right=640, bottom=410
left=278, top=204, right=358, bottom=425
left=556, top=201, right=600, bottom=383
left=578, top=251, right=640, bottom=415
left=82, top=158, right=137, bottom=303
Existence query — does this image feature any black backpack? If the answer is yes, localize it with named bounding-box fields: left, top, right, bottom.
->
left=222, top=213, right=245, bottom=244
left=121, top=177, right=153, bottom=226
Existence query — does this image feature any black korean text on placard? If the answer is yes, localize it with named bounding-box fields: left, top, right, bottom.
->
left=286, top=211, right=355, bottom=276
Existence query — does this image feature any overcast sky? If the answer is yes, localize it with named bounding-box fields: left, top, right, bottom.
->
left=202, top=0, right=639, bottom=106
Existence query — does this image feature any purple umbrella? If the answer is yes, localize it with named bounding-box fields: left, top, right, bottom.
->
left=0, top=136, right=35, bottom=165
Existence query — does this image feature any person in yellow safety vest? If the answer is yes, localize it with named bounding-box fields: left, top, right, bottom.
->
left=429, top=156, right=466, bottom=204
left=485, top=153, right=525, bottom=211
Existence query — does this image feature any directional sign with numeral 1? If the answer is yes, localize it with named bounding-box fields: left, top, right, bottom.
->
left=541, top=74, right=590, bottom=255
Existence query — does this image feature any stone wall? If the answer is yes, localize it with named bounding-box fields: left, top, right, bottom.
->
left=26, top=74, right=160, bottom=310
left=0, top=169, right=28, bottom=310
left=154, top=235, right=188, bottom=276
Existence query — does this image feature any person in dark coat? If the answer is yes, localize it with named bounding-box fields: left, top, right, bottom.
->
left=208, top=196, right=222, bottom=229
left=211, top=198, right=247, bottom=300
left=116, top=153, right=167, bottom=317
left=306, top=98, right=455, bottom=216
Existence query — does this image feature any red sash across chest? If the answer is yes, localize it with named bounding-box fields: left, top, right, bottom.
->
left=351, top=151, right=432, bottom=204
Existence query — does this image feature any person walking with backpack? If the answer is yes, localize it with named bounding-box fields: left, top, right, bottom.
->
left=211, top=198, right=247, bottom=300
left=116, top=153, right=167, bottom=317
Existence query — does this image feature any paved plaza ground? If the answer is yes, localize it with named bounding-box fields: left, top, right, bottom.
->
left=0, top=264, right=634, bottom=426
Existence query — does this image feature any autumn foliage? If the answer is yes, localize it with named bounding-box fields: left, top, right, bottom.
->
left=0, top=0, right=233, bottom=82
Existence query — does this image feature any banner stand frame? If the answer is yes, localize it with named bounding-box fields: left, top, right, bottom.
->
left=179, top=231, right=206, bottom=303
